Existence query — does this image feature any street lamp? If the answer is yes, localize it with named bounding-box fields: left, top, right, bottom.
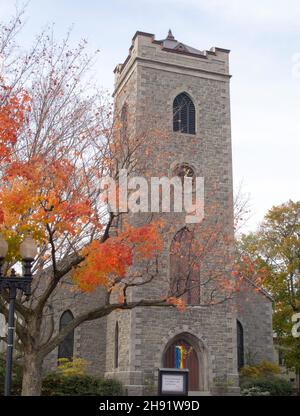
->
left=0, top=234, right=37, bottom=396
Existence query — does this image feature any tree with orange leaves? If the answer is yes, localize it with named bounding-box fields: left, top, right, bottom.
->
left=0, top=81, right=30, bottom=162
left=0, top=10, right=175, bottom=396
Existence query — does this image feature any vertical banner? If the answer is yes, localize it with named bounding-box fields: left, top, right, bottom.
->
left=175, top=345, right=184, bottom=369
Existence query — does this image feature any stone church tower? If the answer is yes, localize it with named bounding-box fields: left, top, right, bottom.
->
left=102, top=30, right=274, bottom=395
left=41, top=30, right=274, bottom=396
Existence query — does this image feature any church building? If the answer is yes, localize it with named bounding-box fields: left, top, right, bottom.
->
left=42, top=30, right=274, bottom=396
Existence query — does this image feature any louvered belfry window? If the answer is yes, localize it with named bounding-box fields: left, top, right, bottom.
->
left=173, top=93, right=196, bottom=134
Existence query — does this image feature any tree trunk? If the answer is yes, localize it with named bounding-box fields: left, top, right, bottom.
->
left=21, top=352, right=43, bottom=396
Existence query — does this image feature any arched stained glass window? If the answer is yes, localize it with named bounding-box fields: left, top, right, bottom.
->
left=58, top=310, right=74, bottom=362
left=173, top=93, right=196, bottom=135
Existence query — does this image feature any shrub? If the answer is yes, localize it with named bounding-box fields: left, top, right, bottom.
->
left=241, top=387, right=270, bottom=396
left=1, top=353, right=123, bottom=396
left=97, top=377, right=124, bottom=396
left=241, top=377, right=293, bottom=396
left=257, top=361, right=281, bottom=376
left=57, top=358, right=89, bottom=376
left=240, top=360, right=280, bottom=379
left=42, top=373, right=123, bottom=396
left=0, top=354, right=23, bottom=396
left=240, top=365, right=260, bottom=379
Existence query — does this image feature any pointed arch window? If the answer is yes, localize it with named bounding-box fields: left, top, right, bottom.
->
left=237, top=320, right=244, bottom=370
left=170, top=227, right=200, bottom=305
left=173, top=93, right=196, bottom=135
left=114, top=321, right=119, bottom=369
left=58, top=310, right=74, bottom=362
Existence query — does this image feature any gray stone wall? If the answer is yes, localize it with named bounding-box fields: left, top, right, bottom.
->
left=42, top=281, right=107, bottom=377
left=237, top=282, right=274, bottom=365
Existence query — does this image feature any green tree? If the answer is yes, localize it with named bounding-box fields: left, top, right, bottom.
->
left=237, top=200, right=300, bottom=384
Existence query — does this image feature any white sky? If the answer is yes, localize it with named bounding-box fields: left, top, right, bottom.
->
left=1, top=0, right=299, bottom=231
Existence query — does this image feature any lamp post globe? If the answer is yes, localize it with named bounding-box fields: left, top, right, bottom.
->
left=19, top=235, right=37, bottom=261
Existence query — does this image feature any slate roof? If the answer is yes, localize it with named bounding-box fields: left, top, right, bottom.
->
left=158, top=29, right=205, bottom=57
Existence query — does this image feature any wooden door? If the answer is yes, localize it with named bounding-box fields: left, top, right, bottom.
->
left=163, top=338, right=199, bottom=391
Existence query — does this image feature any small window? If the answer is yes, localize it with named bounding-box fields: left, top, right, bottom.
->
left=237, top=320, right=244, bottom=370
left=121, top=103, right=128, bottom=141
left=172, top=164, right=196, bottom=211
left=173, top=93, right=196, bottom=135
left=114, top=321, right=119, bottom=368
left=278, top=350, right=284, bottom=366
left=58, top=310, right=74, bottom=362
left=174, top=164, right=195, bottom=185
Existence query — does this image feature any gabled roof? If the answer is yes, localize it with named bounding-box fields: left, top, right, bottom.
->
left=158, top=29, right=205, bottom=57
left=244, top=276, right=274, bottom=302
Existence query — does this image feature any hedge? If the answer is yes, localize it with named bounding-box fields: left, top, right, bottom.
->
left=42, top=373, right=123, bottom=396
left=0, top=355, right=123, bottom=396
left=241, top=376, right=293, bottom=396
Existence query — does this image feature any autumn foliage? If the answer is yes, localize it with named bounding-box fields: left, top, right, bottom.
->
left=72, top=223, right=163, bottom=292
left=0, top=79, right=31, bottom=162
left=0, top=155, right=93, bottom=257
left=0, top=145, right=163, bottom=287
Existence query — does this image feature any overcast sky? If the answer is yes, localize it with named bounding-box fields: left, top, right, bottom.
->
left=1, top=0, right=300, bottom=231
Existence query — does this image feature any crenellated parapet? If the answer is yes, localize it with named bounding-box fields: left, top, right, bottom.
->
left=114, top=30, right=230, bottom=95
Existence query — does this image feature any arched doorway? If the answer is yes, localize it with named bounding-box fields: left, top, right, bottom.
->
left=163, top=337, right=199, bottom=391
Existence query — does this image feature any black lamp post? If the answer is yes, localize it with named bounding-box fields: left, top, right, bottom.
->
left=0, top=234, right=37, bottom=396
